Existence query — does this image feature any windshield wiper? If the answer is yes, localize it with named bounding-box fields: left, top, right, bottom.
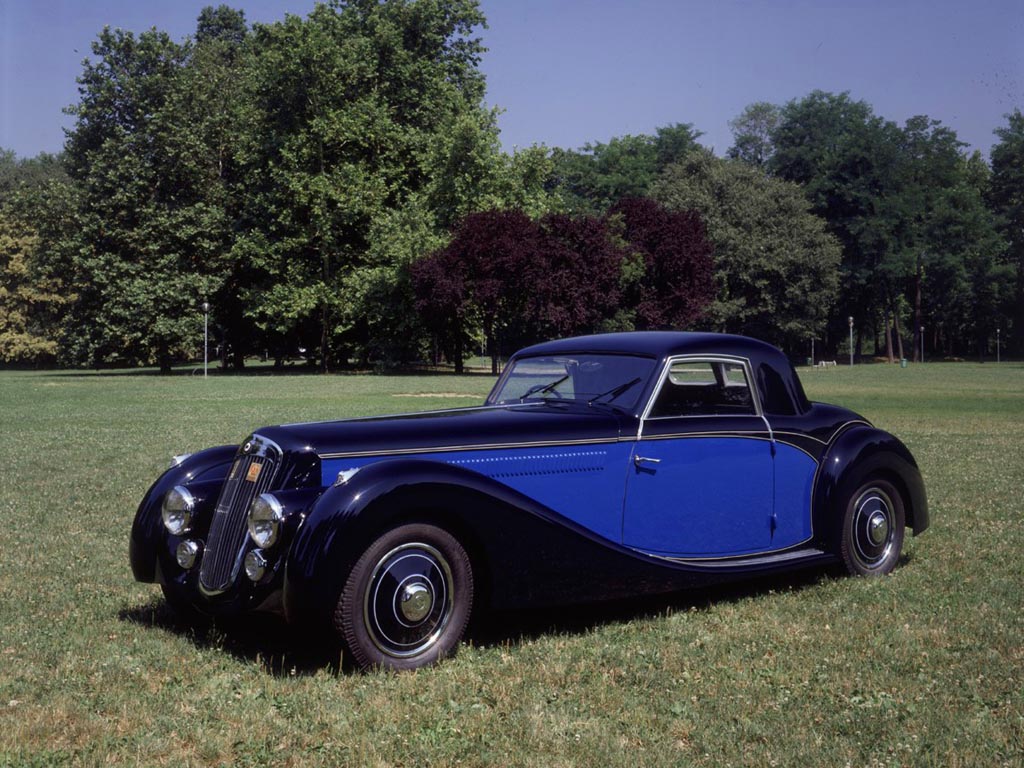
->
left=587, top=377, right=642, bottom=407
left=521, top=374, right=569, bottom=399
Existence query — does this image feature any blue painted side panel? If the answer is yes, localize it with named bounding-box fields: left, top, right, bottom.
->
left=771, top=443, right=816, bottom=549
left=321, top=442, right=633, bottom=543
left=621, top=437, right=773, bottom=556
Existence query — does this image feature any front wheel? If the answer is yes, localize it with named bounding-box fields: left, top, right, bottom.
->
left=334, top=523, right=473, bottom=671
left=838, top=478, right=905, bottom=576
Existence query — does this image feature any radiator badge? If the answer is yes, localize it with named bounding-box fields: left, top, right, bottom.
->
left=246, top=462, right=263, bottom=483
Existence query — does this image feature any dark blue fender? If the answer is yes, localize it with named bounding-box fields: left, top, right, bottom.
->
left=812, top=425, right=929, bottom=546
left=129, top=445, right=237, bottom=582
left=282, top=458, right=830, bottom=628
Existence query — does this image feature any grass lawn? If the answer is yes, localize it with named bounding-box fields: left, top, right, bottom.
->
left=0, top=362, right=1021, bottom=766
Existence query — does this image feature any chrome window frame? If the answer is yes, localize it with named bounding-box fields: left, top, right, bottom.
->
left=639, top=354, right=766, bottom=426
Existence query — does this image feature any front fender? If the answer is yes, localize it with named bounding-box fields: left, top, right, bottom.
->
left=282, top=458, right=540, bottom=626
left=129, top=445, right=237, bottom=582
left=812, top=425, right=929, bottom=546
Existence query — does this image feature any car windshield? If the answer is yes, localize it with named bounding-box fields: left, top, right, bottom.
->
left=488, top=354, right=657, bottom=411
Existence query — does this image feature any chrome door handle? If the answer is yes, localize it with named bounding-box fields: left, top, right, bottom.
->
left=634, top=455, right=661, bottom=467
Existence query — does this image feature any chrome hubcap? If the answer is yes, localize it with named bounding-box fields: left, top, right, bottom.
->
left=852, top=488, right=895, bottom=568
left=400, top=583, right=433, bottom=623
left=868, top=511, right=889, bottom=546
left=364, top=543, right=453, bottom=658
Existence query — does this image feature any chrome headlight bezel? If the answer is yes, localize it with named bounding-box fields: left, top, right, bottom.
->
left=244, top=549, right=268, bottom=582
left=247, top=493, right=285, bottom=549
left=162, top=485, right=196, bottom=535
left=175, top=539, right=201, bottom=570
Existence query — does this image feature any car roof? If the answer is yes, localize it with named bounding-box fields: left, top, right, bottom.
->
left=514, top=331, right=784, bottom=361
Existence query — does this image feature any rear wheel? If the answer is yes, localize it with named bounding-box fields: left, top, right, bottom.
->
left=838, top=478, right=905, bottom=576
left=335, top=523, right=473, bottom=671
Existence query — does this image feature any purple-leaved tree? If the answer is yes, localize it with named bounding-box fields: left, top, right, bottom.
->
left=608, top=197, right=714, bottom=330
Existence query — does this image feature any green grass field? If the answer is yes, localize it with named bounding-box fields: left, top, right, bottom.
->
left=1, top=363, right=1021, bottom=766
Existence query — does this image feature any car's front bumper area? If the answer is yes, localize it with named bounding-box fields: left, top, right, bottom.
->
left=155, top=554, right=286, bottom=618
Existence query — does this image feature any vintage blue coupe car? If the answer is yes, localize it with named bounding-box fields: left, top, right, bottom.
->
left=131, top=332, right=928, bottom=669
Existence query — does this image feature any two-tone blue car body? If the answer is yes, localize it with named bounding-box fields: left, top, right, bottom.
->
left=130, top=332, right=928, bottom=669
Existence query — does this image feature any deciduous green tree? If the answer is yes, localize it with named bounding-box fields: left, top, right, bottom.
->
left=771, top=92, right=910, bottom=357
left=62, top=23, right=236, bottom=371
left=0, top=211, right=63, bottom=363
left=652, top=151, right=840, bottom=351
left=989, top=109, right=1024, bottom=353
left=0, top=173, right=76, bottom=364
left=234, top=0, right=501, bottom=370
left=727, top=102, right=780, bottom=168
left=551, top=123, right=703, bottom=213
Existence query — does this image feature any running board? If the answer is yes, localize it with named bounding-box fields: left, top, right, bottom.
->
left=647, top=547, right=830, bottom=570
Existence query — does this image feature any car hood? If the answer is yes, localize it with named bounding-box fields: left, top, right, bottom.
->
left=253, top=402, right=628, bottom=460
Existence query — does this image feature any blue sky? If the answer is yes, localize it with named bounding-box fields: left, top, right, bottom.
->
left=1, top=0, right=1021, bottom=160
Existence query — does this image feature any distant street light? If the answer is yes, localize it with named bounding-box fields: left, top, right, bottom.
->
left=848, top=316, right=854, bottom=366
left=810, top=336, right=815, bottom=366
left=202, top=301, right=210, bottom=379
left=997, top=328, right=1001, bottom=364
left=920, top=325, right=925, bottom=363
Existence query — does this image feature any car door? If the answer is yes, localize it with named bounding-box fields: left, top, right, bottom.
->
left=622, top=357, right=775, bottom=558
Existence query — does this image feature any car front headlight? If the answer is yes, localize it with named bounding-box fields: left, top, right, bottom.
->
left=162, top=486, right=195, bottom=535
left=248, top=493, right=284, bottom=549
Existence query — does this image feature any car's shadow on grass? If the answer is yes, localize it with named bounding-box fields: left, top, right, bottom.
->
left=471, top=564, right=837, bottom=649
left=119, top=553, right=914, bottom=677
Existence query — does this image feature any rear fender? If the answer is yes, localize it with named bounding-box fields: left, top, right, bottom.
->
left=812, top=425, right=929, bottom=547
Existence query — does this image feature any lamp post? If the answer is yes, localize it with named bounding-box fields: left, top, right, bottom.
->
left=202, top=301, right=209, bottom=379
left=848, top=316, right=854, bottom=366
left=920, top=325, right=925, bottom=364
left=810, top=336, right=815, bottom=366
left=997, top=328, right=1001, bottom=364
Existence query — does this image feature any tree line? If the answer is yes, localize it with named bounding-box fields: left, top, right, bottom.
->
left=1, top=0, right=1021, bottom=372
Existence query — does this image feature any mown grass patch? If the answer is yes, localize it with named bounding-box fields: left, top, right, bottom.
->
left=0, top=363, right=1021, bottom=766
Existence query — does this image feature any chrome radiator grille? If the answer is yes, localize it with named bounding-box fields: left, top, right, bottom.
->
left=199, top=436, right=281, bottom=593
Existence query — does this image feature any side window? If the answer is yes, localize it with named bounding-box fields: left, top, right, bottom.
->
left=648, top=360, right=756, bottom=418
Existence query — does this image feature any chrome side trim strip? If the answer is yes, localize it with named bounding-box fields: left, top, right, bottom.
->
left=638, top=542, right=822, bottom=565
left=319, top=437, right=623, bottom=460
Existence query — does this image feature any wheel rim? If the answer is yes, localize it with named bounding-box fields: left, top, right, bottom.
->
left=363, top=542, right=454, bottom=659
left=851, top=487, right=896, bottom=569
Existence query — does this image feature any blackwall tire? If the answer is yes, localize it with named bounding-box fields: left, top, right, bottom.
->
left=334, top=523, right=473, bottom=671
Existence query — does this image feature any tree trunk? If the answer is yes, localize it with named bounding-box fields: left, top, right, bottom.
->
left=1015, top=256, right=1024, bottom=355
left=885, top=309, right=895, bottom=363
left=453, top=334, right=464, bottom=374
left=912, top=255, right=922, bottom=362
left=452, top=318, right=464, bottom=374
left=157, top=341, right=172, bottom=374
left=893, top=303, right=905, bottom=361
left=319, top=300, right=329, bottom=374
left=487, top=327, right=498, bottom=376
